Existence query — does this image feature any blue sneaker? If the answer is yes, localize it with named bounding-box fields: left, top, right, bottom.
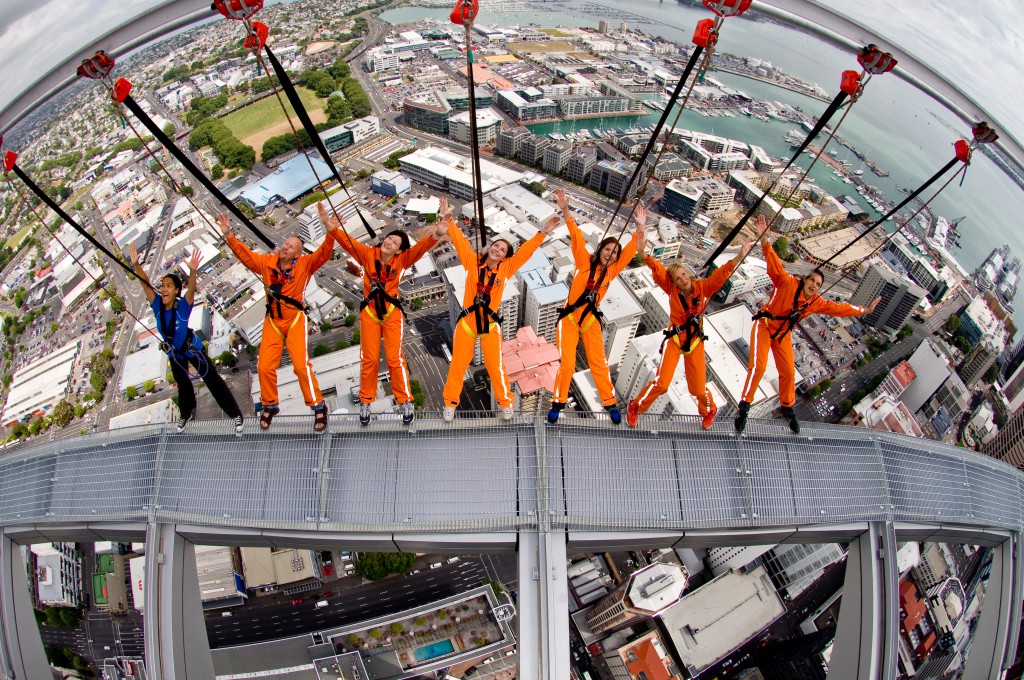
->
left=547, top=402, right=564, bottom=424
left=606, top=405, right=621, bottom=425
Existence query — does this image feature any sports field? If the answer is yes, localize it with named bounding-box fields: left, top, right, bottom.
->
left=505, top=41, right=574, bottom=53
left=4, top=222, right=32, bottom=250
left=222, top=87, right=326, bottom=141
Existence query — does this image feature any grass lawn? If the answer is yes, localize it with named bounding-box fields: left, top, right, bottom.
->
left=222, top=86, right=326, bottom=140
left=505, top=41, right=574, bottom=53
left=5, top=222, right=33, bottom=250
left=539, top=28, right=572, bottom=37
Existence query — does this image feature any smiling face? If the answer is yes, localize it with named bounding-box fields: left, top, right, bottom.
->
left=380, top=233, right=404, bottom=257
left=278, top=237, right=302, bottom=263
left=486, top=240, right=509, bottom=264
left=803, top=271, right=824, bottom=297
left=595, top=238, right=621, bottom=267
left=159, top=275, right=180, bottom=308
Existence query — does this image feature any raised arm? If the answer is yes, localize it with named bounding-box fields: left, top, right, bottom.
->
left=447, top=216, right=477, bottom=268
left=704, top=237, right=753, bottom=293
left=756, top=214, right=789, bottom=285
left=184, top=248, right=201, bottom=306
left=129, top=243, right=155, bottom=303
left=319, top=201, right=367, bottom=262
left=401, top=222, right=445, bottom=266
left=305, top=228, right=335, bottom=273
left=812, top=295, right=880, bottom=319
left=219, top=214, right=267, bottom=277
left=503, top=217, right=558, bottom=275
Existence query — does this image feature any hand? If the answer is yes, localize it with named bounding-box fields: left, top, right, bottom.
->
left=633, top=203, right=647, bottom=230
left=129, top=243, right=140, bottom=265
left=413, top=223, right=436, bottom=240
left=543, top=215, right=559, bottom=234
left=217, top=213, right=232, bottom=238
left=864, top=296, right=881, bottom=314
left=739, top=237, right=753, bottom=258
left=555, top=187, right=569, bottom=213
left=439, top=197, right=452, bottom=223
left=186, top=248, right=201, bottom=274
left=755, top=215, right=772, bottom=244
left=317, top=201, right=341, bottom=230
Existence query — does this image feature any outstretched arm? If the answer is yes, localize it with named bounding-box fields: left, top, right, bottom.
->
left=184, top=248, right=201, bottom=306
left=219, top=214, right=266, bottom=276
left=129, top=244, right=155, bottom=303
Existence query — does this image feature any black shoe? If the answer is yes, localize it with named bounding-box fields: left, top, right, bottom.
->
left=176, top=410, right=196, bottom=433
left=547, top=402, right=564, bottom=425
left=781, top=406, right=800, bottom=434
left=734, top=401, right=750, bottom=433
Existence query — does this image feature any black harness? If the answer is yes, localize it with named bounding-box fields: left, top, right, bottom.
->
left=557, top=261, right=608, bottom=328
left=265, top=259, right=308, bottom=319
left=456, top=261, right=503, bottom=334
left=751, top=281, right=814, bottom=342
left=359, top=259, right=405, bottom=321
left=663, top=290, right=707, bottom=351
left=156, top=300, right=196, bottom=357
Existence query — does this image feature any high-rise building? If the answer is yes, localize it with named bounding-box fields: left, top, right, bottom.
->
left=602, top=630, right=684, bottom=680
left=542, top=141, right=574, bottom=175
left=959, top=297, right=1007, bottom=349
left=660, top=177, right=735, bottom=223
left=902, top=338, right=953, bottom=414
left=31, top=543, right=82, bottom=608
left=448, top=108, right=503, bottom=146
left=585, top=562, right=688, bottom=635
left=920, top=372, right=971, bottom=440
left=520, top=269, right=568, bottom=343
left=497, top=126, right=531, bottom=158
left=566, top=148, right=597, bottom=185
left=850, top=262, right=926, bottom=333
left=958, top=343, right=997, bottom=389
left=982, top=405, right=1024, bottom=469
left=588, top=160, right=640, bottom=201
left=762, top=543, right=846, bottom=598
left=599, top=278, right=644, bottom=369
left=520, top=134, right=552, bottom=166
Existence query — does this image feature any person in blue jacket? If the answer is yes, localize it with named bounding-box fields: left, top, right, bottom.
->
left=130, top=244, right=243, bottom=434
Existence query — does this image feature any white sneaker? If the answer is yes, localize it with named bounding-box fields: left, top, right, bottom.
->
left=401, top=401, right=415, bottom=425
left=500, top=406, right=514, bottom=421
left=234, top=415, right=244, bottom=437
left=442, top=406, right=456, bottom=422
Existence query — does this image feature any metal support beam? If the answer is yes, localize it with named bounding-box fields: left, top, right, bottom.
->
left=828, top=521, right=897, bottom=680
left=517, top=530, right=570, bottom=680
left=144, top=523, right=215, bottom=680
left=0, top=533, right=49, bottom=680
left=962, top=531, right=1019, bottom=680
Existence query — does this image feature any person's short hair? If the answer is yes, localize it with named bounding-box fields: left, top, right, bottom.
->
left=383, top=229, right=411, bottom=251
left=162, top=273, right=183, bottom=293
left=666, top=262, right=695, bottom=281
left=808, top=268, right=825, bottom=284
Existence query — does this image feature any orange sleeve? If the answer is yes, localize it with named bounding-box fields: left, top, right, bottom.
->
left=227, top=234, right=269, bottom=280
left=448, top=218, right=477, bottom=268
left=807, top=298, right=866, bottom=319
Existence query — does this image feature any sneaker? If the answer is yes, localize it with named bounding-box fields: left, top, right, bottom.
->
left=606, top=405, right=621, bottom=425
left=442, top=406, right=456, bottom=422
left=359, top=402, right=371, bottom=426
left=401, top=401, right=414, bottom=425
left=176, top=410, right=195, bottom=433
left=701, top=405, right=718, bottom=430
left=734, top=401, right=750, bottom=433
left=546, top=402, right=563, bottom=424
left=234, top=415, right=244, bottom=437
left=500, top=406, right=514, bottom=421
left=626, top=399, right=639, bottom=428
left=781, top=406, right=800, bottom=434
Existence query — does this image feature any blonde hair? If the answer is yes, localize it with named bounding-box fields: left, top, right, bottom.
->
left=666, top=261, right=695, bottom=281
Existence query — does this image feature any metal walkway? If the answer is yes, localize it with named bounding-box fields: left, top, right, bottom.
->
left=0, top=415, right=1021, bottom=679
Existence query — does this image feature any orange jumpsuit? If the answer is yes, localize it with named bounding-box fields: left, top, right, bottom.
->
left=442, top=218, right=546, bottom=409
left=633, top=257, right=735, bottom=416
left=227, top=233, right=335, bottom=408
left=330, top=227, right=437, bottom=404
left=551, top=217, right=636, bottom=408
left=740, top=242, right=866, bottom=407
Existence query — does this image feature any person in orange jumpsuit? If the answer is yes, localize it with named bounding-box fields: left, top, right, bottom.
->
left=219, top=214, right=335, bottom=431
left=626, top=207, right=754, bottom=429
left=547, top=188, right=637, bottom=425
left=442, top=209, right=558, bottom=421
left=735, top=215, right=880, bottom=434
left=319, top=201, right=447, bottom=426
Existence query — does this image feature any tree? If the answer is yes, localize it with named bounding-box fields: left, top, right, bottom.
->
left=351, top=329, right=360, bottom=345
left=839, top=399, right=853, bottom=415
left=163, top=122, right=177, bottom=137
left=52, top=401, right=74, bottom=427
left=411, top=297, right=424, bottom=310
left=344, top=314, right=357, bottom=327
left=945, top=315, right=961, bottom=335
left=772, top=236, right=790, bottom=259
left=898, top=324, right=913, bottom=340
left=143, top=380, right=155, bottom=393
left=335, top=339, right=349, bottom=350
left=312, top=343, right=331, bottom=357
left=28, top=419, right=43, bottom=436
left=217, top=351, right=236, bottom=367
left=369, top=628, right=383, bottom=639
left=211, top=164, right=224, bottom=180
left=74, top=405, right=85, bottom=418
left=983, top=362, right=1000, bottom=384
left=356, top=552, right=415, bottom=580
left=58, top=607, right=81, bottom=628
left=126, top=385, right=138, bottom=400
left=347, top=634, right=360, bottom=645
left=390, top=622, right=404, bottom=634
left=526, top=181, right=546, bottom=197
left=410, top=380, right=425, bottom=408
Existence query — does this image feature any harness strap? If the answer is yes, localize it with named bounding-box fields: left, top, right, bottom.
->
left=359, top=259, right=406, bottom=322
left=267, top=311, right=304, bottom=339
left=459, top=263, right=499, bottom=334
left=557, top=263, right=608, bottom=327
left=751, top=281, right=813, bottom=342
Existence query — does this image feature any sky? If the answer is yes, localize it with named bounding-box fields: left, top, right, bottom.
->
left=0, top=0, right=1022, bottom=144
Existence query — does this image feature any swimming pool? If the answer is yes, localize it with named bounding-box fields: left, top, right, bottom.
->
left=412, top=639, right=455, bottom=663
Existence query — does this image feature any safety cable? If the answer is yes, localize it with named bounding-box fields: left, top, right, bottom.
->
left=454, top=3, right=489, bottom=254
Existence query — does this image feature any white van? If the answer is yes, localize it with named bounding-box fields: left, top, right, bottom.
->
left=315, top=600, right=329, bottom=609
left=429, top=562, right=443, bottom=569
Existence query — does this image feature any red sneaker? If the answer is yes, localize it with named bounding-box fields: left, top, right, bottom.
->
left=626, top=399, right=639, bottom=428
left=701, top=405, right=718, bottom=430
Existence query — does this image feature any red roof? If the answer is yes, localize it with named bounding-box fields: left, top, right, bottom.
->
left=502, top=327, right=560, bottom=395
left=899, top=579, right=926, bottom=634
left=624, top=638, right=673, bottom=680
left=891, top=361, right=916, bottom=388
